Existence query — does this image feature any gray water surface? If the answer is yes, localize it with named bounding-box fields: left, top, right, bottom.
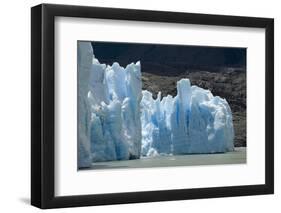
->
left=85, top=147, right=246, bottom=170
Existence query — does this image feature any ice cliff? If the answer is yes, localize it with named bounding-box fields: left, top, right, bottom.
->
left=78, top=41, right=234, bottom=168
left=78, top=42, right=142, bottom=167
left=141, top=80, right=234, bottom=157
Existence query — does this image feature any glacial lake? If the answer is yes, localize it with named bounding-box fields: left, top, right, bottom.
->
left=82, top=147, right=246, bottom=170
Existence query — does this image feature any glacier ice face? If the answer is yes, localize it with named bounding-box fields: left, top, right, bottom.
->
left=78, top=41, right=234, bottom=167
left=141, top=79, right=234, bottom=156
left=77, top=42, right=93, bottom=168
left=140, top=91, right=173, bottom=156
left=78, top=41, right=142, bottom=164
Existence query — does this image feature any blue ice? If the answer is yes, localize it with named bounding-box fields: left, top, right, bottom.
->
left=78, top=41, right=234, bottom=167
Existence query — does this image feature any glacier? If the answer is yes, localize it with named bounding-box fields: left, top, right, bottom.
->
left=78, top=41, right=142, bottom=167
left=141, top=79, right=234, bottom=157
left=78, top=41, right=234, bottom=168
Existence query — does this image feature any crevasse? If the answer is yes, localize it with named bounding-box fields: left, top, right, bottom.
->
left=78, top=41, right=234, bottom=168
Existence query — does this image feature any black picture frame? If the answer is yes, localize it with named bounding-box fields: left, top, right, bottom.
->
left=31, top=3, right=274, bottom=209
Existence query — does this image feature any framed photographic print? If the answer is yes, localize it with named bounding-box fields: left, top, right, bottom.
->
left=31, top=3, right=274, bottom=209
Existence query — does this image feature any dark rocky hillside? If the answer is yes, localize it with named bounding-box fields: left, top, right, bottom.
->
left=92, top=42, right=246, bottom=75
left=142, top=69, right=246, bottom=147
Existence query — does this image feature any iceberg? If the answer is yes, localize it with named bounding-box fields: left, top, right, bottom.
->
left=78, top=41, right=234, bottom=167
